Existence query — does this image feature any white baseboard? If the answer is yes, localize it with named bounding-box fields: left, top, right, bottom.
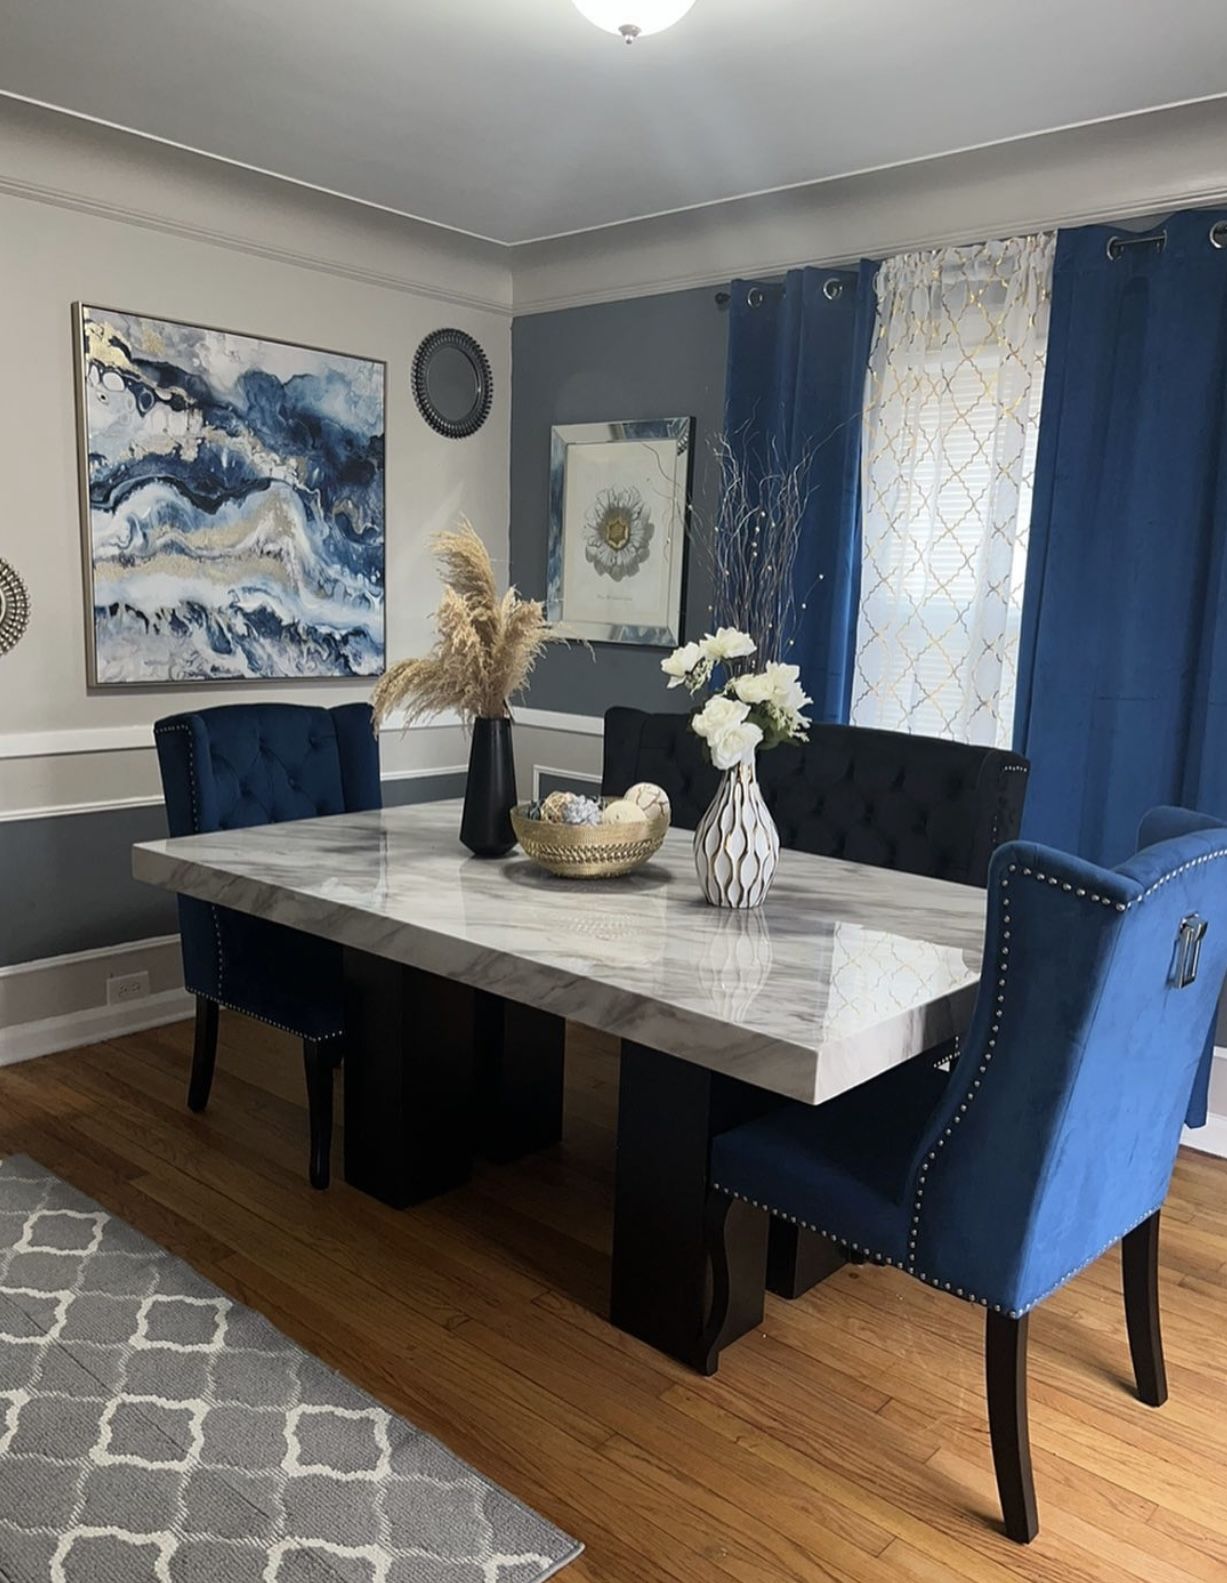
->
left=0, top=934, right=186, bottom=1046
left=1183, top=1112, right=1227, bottom=1160
left=0, top=987, right=194, bottom=1067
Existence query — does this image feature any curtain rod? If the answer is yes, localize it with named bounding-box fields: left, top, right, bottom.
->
left=1106, top=219, right=1227, bottom=258
left=714, top=222, right=1227, bottom=297
left=714, top=277, right=846, bottom=310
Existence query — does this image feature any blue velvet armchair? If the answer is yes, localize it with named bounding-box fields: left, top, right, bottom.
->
left=702, top=810, right=1227, bottom=1543
left=154, top=703, right=381, bottom=1188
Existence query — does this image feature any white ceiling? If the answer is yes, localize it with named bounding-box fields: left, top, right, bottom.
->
left=2, top=0, right=1226, bottom=246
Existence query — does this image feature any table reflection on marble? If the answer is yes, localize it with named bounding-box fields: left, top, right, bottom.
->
left=134, top=799, right=985, bottom=1107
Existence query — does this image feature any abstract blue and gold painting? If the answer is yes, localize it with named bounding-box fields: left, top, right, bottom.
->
left=76, top=305, right=386, bottom=685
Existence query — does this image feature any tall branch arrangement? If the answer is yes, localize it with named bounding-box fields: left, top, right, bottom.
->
left=371, top=520, right=557, bottom=727
left=698, top=431, right=818, bottom=662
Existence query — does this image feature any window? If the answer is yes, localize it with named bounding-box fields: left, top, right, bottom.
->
left=851, top=235, right=1054, bottom=748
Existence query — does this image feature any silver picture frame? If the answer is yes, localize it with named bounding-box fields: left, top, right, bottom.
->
left=547, top=417, right=692, bottom=646
left=73, top=302, right=388, bottom=689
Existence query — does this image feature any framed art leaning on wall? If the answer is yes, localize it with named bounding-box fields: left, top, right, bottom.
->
left=74, top=304, right=387, bottom=687
left=547, top=417, right=692, bottom=646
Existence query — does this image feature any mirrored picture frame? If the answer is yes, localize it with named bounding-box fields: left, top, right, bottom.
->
left=547, top=417, right=692, bottom=646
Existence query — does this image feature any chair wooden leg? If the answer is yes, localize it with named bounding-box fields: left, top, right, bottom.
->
left=303, top=1039, right=336, bottom=1190
left=698, top=1191, right=769, bottom=1377
left=1122, top=1211, right=1168, bottom=1407
left=985, top=1310, right=1039, bottom=1544
left=187, top=997, right=219, bottom=1113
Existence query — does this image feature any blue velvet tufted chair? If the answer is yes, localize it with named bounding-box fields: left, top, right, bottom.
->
left=701, top=813, right=1227, bottom=1543
left=154, top=703, right=381, bottom=1189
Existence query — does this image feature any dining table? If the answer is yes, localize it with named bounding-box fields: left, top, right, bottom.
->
left=133, top=799, right=988, bottom=1369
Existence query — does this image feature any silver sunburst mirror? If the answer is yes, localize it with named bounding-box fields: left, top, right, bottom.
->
left=0, top=558, right=29, bottom=656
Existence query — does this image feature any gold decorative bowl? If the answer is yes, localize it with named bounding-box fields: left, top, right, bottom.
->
left=510, top=804, right=670, bottom=879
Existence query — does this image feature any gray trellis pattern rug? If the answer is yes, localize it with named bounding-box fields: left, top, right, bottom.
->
left=0, top=1158, right=581, bottom=1582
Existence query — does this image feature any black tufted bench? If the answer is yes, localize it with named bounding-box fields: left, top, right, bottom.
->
left=603, top=706, right=1028, bottom=886
left=602, top=705, right=1030, bottom=1297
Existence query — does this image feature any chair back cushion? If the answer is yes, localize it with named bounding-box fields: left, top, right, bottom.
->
left=909, top=816, right=1227, bottom=1315
left=155, top=702, right=380, bottom=836
left=153, top=703, right=380, bottom=1036
left=602, top=707, right=1028, bottom=887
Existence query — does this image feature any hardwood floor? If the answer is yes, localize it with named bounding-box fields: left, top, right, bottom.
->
left=1, top=1013, right=1225, bottom=1582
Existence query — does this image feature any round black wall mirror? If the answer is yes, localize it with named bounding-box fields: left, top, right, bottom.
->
left=412, top=328, right=493, bottom=439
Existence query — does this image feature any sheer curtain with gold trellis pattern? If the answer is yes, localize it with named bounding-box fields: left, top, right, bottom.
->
left=850, top=234, right=1055, bottom=748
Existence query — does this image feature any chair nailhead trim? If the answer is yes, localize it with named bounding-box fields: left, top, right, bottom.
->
left=797, top=834, right=1215, bottom=1314
left=711, top=1183, right=1165, bottom=1320
left=157, top=721, right=229, bottom=1002
left=1015, top=847, right=1227, bottom=910
left=907, top=845, right=1227, bottom=1292
left=902, top=863, right=1016, bottom=1282
left=189, top=990, right=343, bottom=1043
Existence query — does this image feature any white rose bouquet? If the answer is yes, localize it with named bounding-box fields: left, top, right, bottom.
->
left=660, top=627, right=811, bottom=772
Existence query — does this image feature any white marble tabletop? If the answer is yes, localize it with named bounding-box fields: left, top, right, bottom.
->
left=133, top=801, right=987, bottom=1105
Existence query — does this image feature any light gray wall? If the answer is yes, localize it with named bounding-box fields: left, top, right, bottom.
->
left=0, top=773, right=465, bottom=970
left=0, top=93, right=505, bottom=853
left=0, top=97, right=504, bottom=1022
left=510, top=285, right=728, bottom=719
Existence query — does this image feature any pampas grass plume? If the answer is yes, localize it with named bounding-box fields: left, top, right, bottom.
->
left=371, top=519, right=557, bottom=728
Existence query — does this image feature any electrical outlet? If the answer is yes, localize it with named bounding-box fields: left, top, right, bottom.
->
left=107, top=970, right=151, bottom=1006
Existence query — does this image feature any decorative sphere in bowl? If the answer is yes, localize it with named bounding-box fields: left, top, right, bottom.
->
left=511, top=793, right=669, bottom=879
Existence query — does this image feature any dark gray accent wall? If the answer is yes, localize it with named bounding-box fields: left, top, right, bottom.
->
left=1, top=804, right=178, bottom=968
left=534, top=770, right=603, bottom=803
left=383, top=771, right=467, bottom=808
left=511, top=285, right=728, bottom=719
left=1, top=771, right=466, bottom=971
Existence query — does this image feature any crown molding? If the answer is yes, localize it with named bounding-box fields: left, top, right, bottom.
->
left=0, top=170, right=513, bottom=317
left=511, top=175, right=1227, bottom=316
left=510, top=99, right=1227, bottom=315
left=0, top=95, right=512, bottom=317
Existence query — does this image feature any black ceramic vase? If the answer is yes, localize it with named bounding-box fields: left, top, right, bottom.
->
left=460, top=716, right=517, bottom=857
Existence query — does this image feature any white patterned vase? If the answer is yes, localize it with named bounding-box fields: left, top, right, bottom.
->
left=693, top=758, right=780, bottom=909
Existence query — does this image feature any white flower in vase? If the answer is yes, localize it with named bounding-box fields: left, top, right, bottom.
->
left=660, top=640, right=708, bottom=690
left=734, top=660, right=813, bottom=741
left=700, top=627, right=757, bottom=664
left=659, top=626, right=809, bottom=907
left=692, top=695, right=764, bottom=771
left=729, top=670, right=775, bottom=706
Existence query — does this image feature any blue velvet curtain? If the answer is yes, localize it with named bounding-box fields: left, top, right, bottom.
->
left=723, top=264, right=877, bottom=722
left=1016, top=209, right=1227, bottom=867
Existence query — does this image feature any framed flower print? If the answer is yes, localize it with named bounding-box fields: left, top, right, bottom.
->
left=547, top=417, right=692, bottom=646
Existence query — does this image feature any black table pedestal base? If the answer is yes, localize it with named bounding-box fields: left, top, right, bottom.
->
left=341, top=952, right=568, bottom=1207
left=342, top=951, right=478, bottom=1208
left=767, top=1222, right=849, bottom=1299
left=474, top=993, right=566, bottom=1164
left=610, top=1041, right=776, bottom=1369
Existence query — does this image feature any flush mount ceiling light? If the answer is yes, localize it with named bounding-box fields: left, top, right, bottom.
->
left=572, top=0, right=698, bottom=43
